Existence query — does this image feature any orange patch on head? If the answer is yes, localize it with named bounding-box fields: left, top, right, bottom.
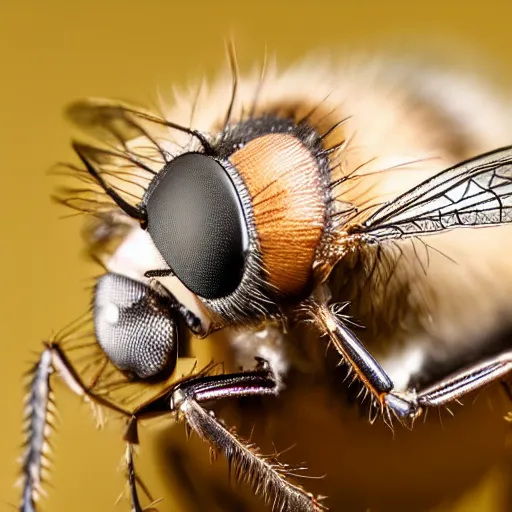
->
left=230, top=133, right=326, bottom=297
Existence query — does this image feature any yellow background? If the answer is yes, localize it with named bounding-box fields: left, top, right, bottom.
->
left=2, top=1, right=512, bottom=511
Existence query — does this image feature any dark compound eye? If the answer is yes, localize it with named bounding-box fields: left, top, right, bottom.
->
left=145, top=153, right=248, bottom=299
left=94, top=273, right=177, bottom=380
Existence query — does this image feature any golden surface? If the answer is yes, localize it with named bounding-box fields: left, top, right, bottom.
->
left=230, top=134, right=325, bottom=296
left=2, top=1, right=512, bottom=511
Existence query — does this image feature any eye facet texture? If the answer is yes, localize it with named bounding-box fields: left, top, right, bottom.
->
left=94, top=273, right=177, bottom=379
left=145, top=153, right=247, bottom=299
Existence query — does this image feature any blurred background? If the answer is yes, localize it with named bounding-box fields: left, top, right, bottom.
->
left=3, top=1, right=512, bottom=511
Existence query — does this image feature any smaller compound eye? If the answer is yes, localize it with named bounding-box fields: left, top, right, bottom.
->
left=93, top=273, right=177, bottom=380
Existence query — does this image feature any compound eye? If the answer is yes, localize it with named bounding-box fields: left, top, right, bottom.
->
left=93, top=273, right=177, bottom=380
left=145, top=153, right=247, bottom=299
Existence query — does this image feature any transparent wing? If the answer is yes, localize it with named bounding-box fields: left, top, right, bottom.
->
left=57, top=100, right=170, bottom=220
left=66, top=99, right=153, bottom=146
left=66, top=98, right=210, bottom=154
left=350, top=146, right=512, bottom=240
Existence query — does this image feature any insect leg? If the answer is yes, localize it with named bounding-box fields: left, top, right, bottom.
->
left=20, top=348, right=52, bottom=512
left=19, top=340, right=132, bottom=512
left=382, top=352, right=512, bottom=420
left=311, top=302, right=401, bottom=413
left=125, top=444, right=162, bottom=512
left=411, top=352, right=512, bottom=408
left=311, top=301, right=512, bottom=421
left=126, top=445, right=145, bottom=512
left=132, top=359, right=327, bottom=512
